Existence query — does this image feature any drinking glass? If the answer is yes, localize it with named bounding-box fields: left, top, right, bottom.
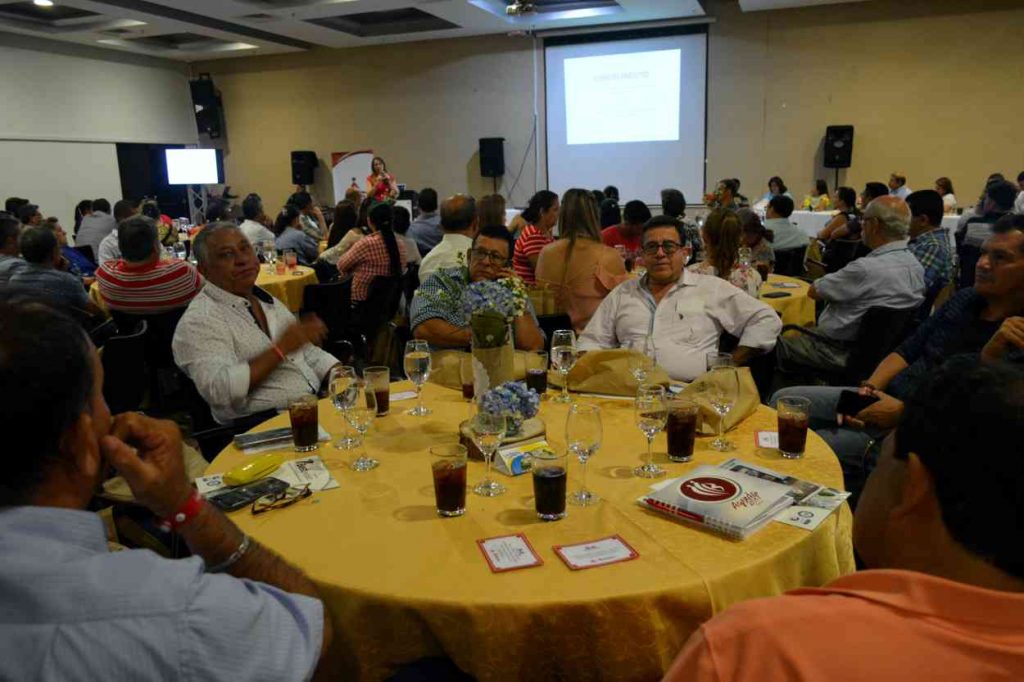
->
left=566, top=403, right=601, bottom=506
left=404, top=340, right=432, bottom=416
left=706, top=357, right=739, bottom=452
left=550, top=329, right=578, bottom=404
left=706, top=352, right=734, bottom=372
left=666, top=397, right=699, bottom=463
left=777, top=396, right=811, bottom=459
left=328, top=366, right=360, bottom=450
left=173, top=242, right=187, bottom=261
left=525, top=350, right=549, bottom=396
left=288, top=394, right=320, bottom=452
left=284, top=248, right=298, bottom=271
left=628, top=335, right=656, bottom=385
left=263, top=241, right=277, bottom=273
left=634, top=384, right=668, bottom=478
left=459, top=354, right=475, bottom=402
left=531, top=449, right=568, bottom=521
left=364, top=366, right=390, bottom=416
left=430, top=444, right=468, bottom=517
left=471, top=411, right=506, bottom=497
left=346, top=390, right=378, bottom=471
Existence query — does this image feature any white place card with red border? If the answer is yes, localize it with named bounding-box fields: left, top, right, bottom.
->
left=477, top=534, right=543, bottom=573
left=554, top=535, right=639, bottom=571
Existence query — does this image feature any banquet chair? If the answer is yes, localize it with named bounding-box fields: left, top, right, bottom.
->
left=773, top=246, right=807, bottom=278
left=536, top=313, right=573, bottom=352
left=110, top=308, right=189, bottom=414
left=183, top=377, right=279, bottom=461
left=300, top=279, right=356, bottom=364
left=101, top=320, right=148, bottom=414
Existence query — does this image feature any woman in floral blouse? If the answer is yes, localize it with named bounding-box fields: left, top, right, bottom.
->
left=688, top=209, right=762, bottom=298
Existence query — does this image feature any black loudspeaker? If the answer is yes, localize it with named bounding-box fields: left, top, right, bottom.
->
left=824, top=125, right=854, bottom=169
left=291, top=151, right=318, bottom=185
left=190, top=75, right=223, bottom=139
left=479, top=137, right=505, bottom=178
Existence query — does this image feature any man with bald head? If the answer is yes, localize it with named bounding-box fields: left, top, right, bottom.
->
left=777, top=196, right=925, bottom=375
left=418, top=194, right=478, bottom=280
left=172, top=222, right=340, bottom=424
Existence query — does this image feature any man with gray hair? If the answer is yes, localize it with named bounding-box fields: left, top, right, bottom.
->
left=776, top=196, right=925, bottom=375
left=418, top=194, right=478, bottom=280
left=172, top=222, right=341, bottom=424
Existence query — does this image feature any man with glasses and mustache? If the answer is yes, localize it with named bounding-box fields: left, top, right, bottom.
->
left=410, top=224, right=545, bottom=351
left=579, top=215, right=781, bottom=381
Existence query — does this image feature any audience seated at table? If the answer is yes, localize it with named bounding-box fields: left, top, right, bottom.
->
left=273, top=204, right=320, bottom=266
left=44, top=216, right=95, bottom=278
left=662, top=187, right=703, bottom=261
left=97, top=199, right=141, bottom=265
left=758, top=175, right=792, bottom=204
left=512, top=190, right=559, bottom=285
left=777, top=197, right=924, bottom=375
left=140, top=199, right=179, bottom=249
left=816, top=186, right=860, bottom=241
left=419, top=194, right=479, bottom=281
left=667, top=360, right=1024, bottom=682
left=239, top=193, right=275, bottom=245
left=906, top=190, right=954, bottom=303
left=712, top=178, right=745, bottom=210
left=888, top=172, right=912, bottom=199
left=599, top=197, right=621, bottom=229
left=336, top=201, right=407, bottom=303
left=411, top=224, right=545, bottom=351
left=478, top=193, right=507, bottom=229
left=318, top=200, right=359, bottom=268
left=536, top=188, right=628, bottom=333
left=601, top=199, right=650, bottom=256
left=16, top=202, right=42, bottom=227
left=956, top=178, right=1017, bottom=249
left=579, top=215, right=781, bottom=381
left=172, top=222, right=341, bottom=424
left=408, top=187, right=442, bottom=256
left=0, top=295, right=332, bottom=680
left=803, top=179, right=831, bottom=212
left=738, top=209, right=774, bottom=277
left=934, top=176, right=958, bottom=214
left=8, top=226, right=101, bottom=317
left=393, top=205, right=422, bottom=272
left=72, top=198, right=92, bottom=238
left=95, top=215, right=204, bottom=315
left=0, top=214, right=26, bottom=284
left=688, top=209, right=763, bottom=298
left=763, top=195, right=806, bottom=252
left=75, top=198, right=116, bottom=261
left=772, top=213, right=1024, bottom=497
left=287, top=190, right=326, bottom=241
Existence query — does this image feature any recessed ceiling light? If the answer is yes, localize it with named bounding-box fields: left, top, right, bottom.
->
left=33, top=0, right=55, bottom=7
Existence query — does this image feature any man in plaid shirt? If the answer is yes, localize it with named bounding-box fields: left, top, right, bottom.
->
left=907, top=190, right=954, bottom=303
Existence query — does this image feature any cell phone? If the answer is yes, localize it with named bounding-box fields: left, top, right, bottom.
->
left=233, top=427, right=292, bottom=450
left=835, top=390, right=880, bottom=418
left=762, top=291, right=791, bottom=299
left=208, top=477, right=288, bottom=512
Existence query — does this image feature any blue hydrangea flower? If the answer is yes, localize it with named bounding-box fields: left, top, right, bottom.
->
left=480, top=381, right=540, bottom=420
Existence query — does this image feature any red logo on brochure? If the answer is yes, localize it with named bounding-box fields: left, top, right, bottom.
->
left=679, top=476, right=740, bottom=503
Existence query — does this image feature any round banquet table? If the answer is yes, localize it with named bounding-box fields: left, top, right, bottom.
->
left=206, top=382, right=854, bottom=681
left=256, top=265, right=317, bottom=313
left=760, top=273, right=815, bottom=328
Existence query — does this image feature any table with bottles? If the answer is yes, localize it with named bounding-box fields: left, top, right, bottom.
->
left=205, top=349, right=853, bottom=681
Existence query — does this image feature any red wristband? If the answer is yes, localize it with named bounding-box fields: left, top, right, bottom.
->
left=159, top=489, right=205, bottom=533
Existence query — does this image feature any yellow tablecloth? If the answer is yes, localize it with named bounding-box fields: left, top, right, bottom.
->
left=761, top=273, right=815, bottom=328
left=207, top=382, right=853, bottom=681
left=256, top=266, right=317, bottom=313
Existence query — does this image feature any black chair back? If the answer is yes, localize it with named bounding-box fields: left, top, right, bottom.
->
left=101, top=319, right=148, bottom=413
left=773, top=246, right=807, bottom=278
left=843, top=306, right=916, bottom=383
left=302, top=279, right=353, bottom=346
left=956, top=242, right=981, bottom=290
left=537, top=314, right=573, bottom=352
left=822, top=239, right=868, bottom=274
left=403, top=263, right=420, bottom=314
left=356, top=275, right=403, bottom=339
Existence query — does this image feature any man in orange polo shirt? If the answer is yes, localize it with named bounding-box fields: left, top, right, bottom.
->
left=665, top=359, right=1024, bottom=681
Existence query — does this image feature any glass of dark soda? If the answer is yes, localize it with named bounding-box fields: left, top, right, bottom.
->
left=531, top=449, right=567, bottom=521
left=430, top=444, right=467, bottom=517
left=667, top=397, right=699, bottom=463
left=288, top=395, right=320, bottom=452
left=459, top=354, right=474, bottom=401
left=525, top=350, right=548, bottom=396
left=364, top=366, right=390, bottom=416
left=777, top=396, right=811, bottom=459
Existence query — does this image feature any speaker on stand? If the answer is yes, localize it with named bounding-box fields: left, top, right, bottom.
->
left=479, top=137, right=505, bottom=194
left=291, top=151, right=318, bottom=186
left=824, top=125, right=854, bottom=190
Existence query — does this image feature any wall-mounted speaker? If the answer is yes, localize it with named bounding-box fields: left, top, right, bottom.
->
left=190, top=75, right=223, bottom=139
left=291, top=150, right=318, bottom=185
left=824, top=125, right=854, bottom=169
left=479, top=137, right=505, bottom=178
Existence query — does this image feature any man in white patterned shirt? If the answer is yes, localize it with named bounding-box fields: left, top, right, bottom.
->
left=172, top=222, right=341, bottom=424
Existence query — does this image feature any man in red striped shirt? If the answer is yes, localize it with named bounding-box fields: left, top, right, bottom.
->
left=95, top=215, right=203, bottom=315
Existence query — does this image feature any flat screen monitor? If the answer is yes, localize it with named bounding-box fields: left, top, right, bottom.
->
left=165, top=148, right=223, bottom=185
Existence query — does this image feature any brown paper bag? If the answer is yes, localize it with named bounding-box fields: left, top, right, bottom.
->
left=679, top=367, right=759, bottom=434
left=547, top=348, right=671, bottom=397
left=429, top=350, right=534, bottom=391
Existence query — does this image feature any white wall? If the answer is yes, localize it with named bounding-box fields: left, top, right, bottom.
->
left=0, top=140, right=121, bottom=230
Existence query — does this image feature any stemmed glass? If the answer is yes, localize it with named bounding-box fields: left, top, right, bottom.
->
left=550, top=329, right=579, bottom=404
left=328, top=366, right=361, bottom=450
left=347, top=389, right=379, bottom=471
left=173, top=241, right=187, bottom=261
left=263, top=242, right=277, bottom=273
left=471, top=411, right=506, bottom=497
left=628, top=335, right=656, bottom=385
left=634, top=384, right=668, bottom=478
left=404, top=340, right=432, bottom=416
left=706, top=353, right=738, bottom=452
left=566, top=403, right=602, bottom=506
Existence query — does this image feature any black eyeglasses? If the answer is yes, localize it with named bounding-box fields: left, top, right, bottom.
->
left=641, top=241, right=683, bottom=257
left=469, top=248, right=508, bottom=264
left=251, top=484, right=312, bottom=515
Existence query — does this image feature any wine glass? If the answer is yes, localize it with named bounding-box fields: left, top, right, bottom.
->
left=628, top=335, right=656, bottom=386
left=173, top=241, right=187, bottom=261
left=634, top=384, right=668, bottom=478
left=328, top=366, right=360, bottom=450
left=404, top=340, right=432, bottom=416
left=346, top=389, right=378, bottom=471
left=707, top=366, right=739, bottom=452
left=706, top=352, right=734, bottom=372
left=566, top=403, right=601, bottom=506
left=550, top=329, right=578, bottom=404
left=471, top=411, right=506, bottom=497
left=264, top=243, right=277, bottom=273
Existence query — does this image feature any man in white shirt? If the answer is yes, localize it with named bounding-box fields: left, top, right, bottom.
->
left=418, top=194, right=478, bottom=281
left=888, top=173, right=912, bottom=200
left=240, top=193, right=275, bottom=245
left=96, top=199, right=140, bottom=265
left=75, top=198, right=117, bottom=261
left=172, top=223, right=341, bottom=424
left=579, top=216, right=782, bottom=381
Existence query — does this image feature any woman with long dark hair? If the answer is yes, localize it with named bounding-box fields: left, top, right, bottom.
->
left=805, top=179, right=831, bottom=212
left=337, top=201, right=406, bottom=303
left=365, top=156, right=398, bottom=202
left=817, top=186, right=860, bottom=241
left=759, top=176, right=791, bottom=203
left=688, top=209, right=762, bottom=297
left=513, top=189, right=559, bottom=284
left=73, top=199, right=92, bottom=238
left=327, top=200, right=358, bottom=248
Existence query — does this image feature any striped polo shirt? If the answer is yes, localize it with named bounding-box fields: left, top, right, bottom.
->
left=512, top=225, right=553, bottom=284
left=95, top=258, right=204, bottom=315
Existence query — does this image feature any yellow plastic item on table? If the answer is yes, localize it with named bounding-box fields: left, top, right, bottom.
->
left=223, top=452, right=284, bottom=487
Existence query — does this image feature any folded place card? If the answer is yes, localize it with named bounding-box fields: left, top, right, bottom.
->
left=554, top=536, right=639, bottom=571
left=391, top=391, right=417, bottom=402
left=477, top=534, right=543, bottom=573
left=770, top=281, right=802, bottom=289
left=755, top=431, right=779, bottom=449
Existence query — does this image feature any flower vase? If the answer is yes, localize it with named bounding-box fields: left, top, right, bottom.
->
left=504, top=415, right=524, bottom=438
left=470, top=312, right=514, bottom=399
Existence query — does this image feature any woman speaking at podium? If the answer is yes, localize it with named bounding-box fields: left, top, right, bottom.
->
left=366, top=156, right=399, bottom=202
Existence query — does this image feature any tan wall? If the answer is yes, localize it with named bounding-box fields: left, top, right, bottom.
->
left=196, top=0, right=1024, bottom=212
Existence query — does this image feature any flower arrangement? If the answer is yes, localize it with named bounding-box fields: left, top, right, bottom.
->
left=463, top=279, right=519, bottom=321
left=463, top=278, right=528, bottom=349
left=480, top=381, right=541, bottom=435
